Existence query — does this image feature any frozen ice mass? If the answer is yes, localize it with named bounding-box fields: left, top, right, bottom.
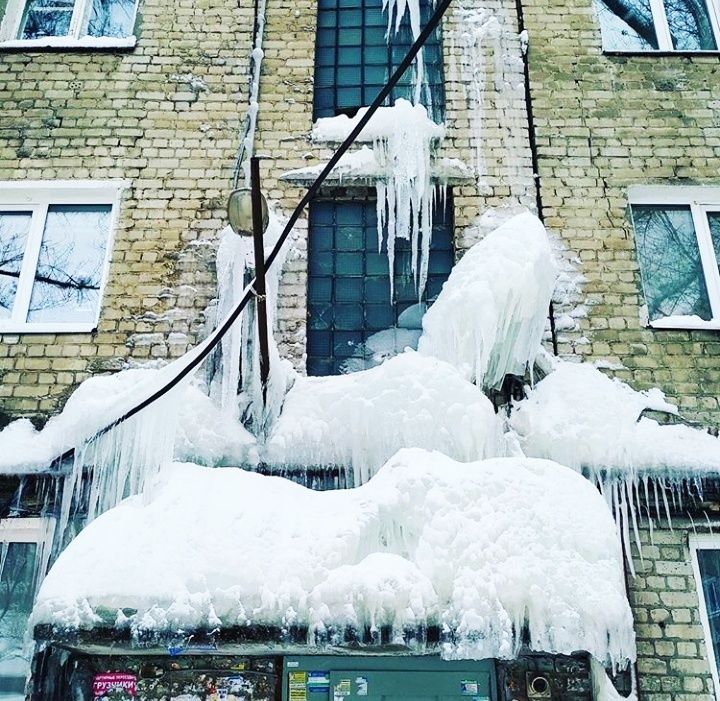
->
left=33, top=450, right=635, bottom=668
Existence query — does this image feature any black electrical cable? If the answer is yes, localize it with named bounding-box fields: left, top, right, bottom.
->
left=52, top=0, right=454, bottom=468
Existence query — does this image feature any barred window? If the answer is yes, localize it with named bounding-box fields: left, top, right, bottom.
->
left=313, top=0, right=444, bottom=121
left=307, top=196, right=453, bottom=376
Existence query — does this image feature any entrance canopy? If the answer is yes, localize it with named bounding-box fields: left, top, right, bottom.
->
left=32, top=449, right=635, bottom=668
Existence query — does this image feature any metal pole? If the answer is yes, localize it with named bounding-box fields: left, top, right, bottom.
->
left=251, top=156, right=270, bottom=404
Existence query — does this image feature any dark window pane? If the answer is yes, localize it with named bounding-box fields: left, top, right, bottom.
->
left=335, top=303, right=364, bottom=329
left=27, top=204, right=112, bottom=325
left=336, top=252, right=363, bottom=275
left=0, top=212, right=32, bottom=320
left=697, top=549, right=720, bottom=679
left=308, top=303, right=333, bottom=330
left=665, top=0, right=717, bottom=49
left=336, top=277, right=363, bottom=302
left=0, top=542, right=38, bottom=696
left=308, top=276, right=332, bottom=303
left=19, top=0, right=74, bottom=39
left=632, top=204, right=712, bottom=321
left=313, top=0, right=444, bottom=120
left=87, top=0, right=136, bottom=37
left=309, top=251, right=334, bottom=276
left=594, top=0, right=659, bottom=50
left=366, top=303, right=395, bottom=329
left=336, top=226, right=364, bottom=251
left=307, top=198, right=453, bottom=375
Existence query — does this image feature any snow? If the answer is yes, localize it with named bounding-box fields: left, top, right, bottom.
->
left=281, top=148, right=472, bottom=185
left=510, top=361, right=720, bottom=479
left=0, top=36, right=137, bottom=48
left=418, top=212, right=556, bottom=390
left=33, top=449, right=635, bottom=668
left=592, top=659, right=636, bottom=701
left=264, top=352, right=502, bottom=485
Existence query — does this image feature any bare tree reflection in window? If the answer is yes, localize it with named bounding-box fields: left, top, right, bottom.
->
left=632, top=204, right=713, bottom=321
left=595, top=0, right=659, bottom=49
left=87, top=0, right=136, bottom=38
left=707, top=212, right=720, bottom=272
left=0, top=213, right=32, bottom=320
left=0, top=542, right=38, bottom=696
left=596, top=0, right=717, bottom=49
left=665, top=0, right=717, bottom=48
left=27, top=205, right=112, bottom=324
left=19, top=0, right=75, bottom=39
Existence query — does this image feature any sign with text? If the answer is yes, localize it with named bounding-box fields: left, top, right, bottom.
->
left=93, top=673, right=137, bottom=700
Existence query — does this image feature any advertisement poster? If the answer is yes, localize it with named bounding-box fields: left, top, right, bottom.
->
left=93, top=673, right=137, bottom=700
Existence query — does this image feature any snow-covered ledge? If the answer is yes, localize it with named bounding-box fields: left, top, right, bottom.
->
left=280, top=147, right=474, bottom=187
left=0, top=36, right=137, bottom=50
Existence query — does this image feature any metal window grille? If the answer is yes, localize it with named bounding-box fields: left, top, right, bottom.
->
left=307, top=196, right=453, bottom=376
left=313, top=0, right=445, bottom=121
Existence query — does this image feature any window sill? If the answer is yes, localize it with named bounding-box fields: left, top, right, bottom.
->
left=0, top=323, right=98, bottom=334
left=0, top=35, right=136, bottom=50
left=604, top=49, right=720, bottom=57
left=649, top=316, right=720, bottom=331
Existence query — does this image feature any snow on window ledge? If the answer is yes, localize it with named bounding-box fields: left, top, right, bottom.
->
left=0, top=322, right=99, bottom=334
left=648, top=315, right=720, bottom=331
left=0, top=36, right=137, bottom=50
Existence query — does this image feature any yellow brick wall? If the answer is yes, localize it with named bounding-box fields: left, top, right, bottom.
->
left=523, top=0, right=720, bottom=427
left=0, top=0, right=254, bottom=418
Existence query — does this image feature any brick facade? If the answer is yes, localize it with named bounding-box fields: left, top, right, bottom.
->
left=522, top=0, right=720, bottom=428
left=630, top=520, right=718, bottom=700
left=0, top=0, right=254, bottom=419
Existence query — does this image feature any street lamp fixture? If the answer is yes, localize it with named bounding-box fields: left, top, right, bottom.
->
left=227, top=187, right=269, bottom=237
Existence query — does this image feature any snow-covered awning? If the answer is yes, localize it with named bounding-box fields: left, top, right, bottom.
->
left=33, top=448, right=635, bottom=668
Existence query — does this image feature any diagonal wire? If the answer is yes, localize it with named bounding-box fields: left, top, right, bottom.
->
left=52, top=0, right=454, bottom=467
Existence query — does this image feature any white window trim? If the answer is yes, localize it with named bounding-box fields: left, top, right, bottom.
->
left=629, top=185, right=720, bottom=331
left=0, top=0, right=139, bottom=49
left=600, top=0, right=720, bottom=52
left=690, top=534, right=720, bottom=700
left=0, top=180, right=128, bottom=334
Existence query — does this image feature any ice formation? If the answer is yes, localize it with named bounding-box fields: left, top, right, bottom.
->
left=314, top=100, right=445, bottom=296
left=418, top=211, right=556, bottom=389
left=453, top=3, right=528, bottom=192
left=211, top=209, right=297, bottom=435
left=264, top=352, right=502, bottom=485
left=510, top=361, right=720, bottom=479
left=33, top=449, right=635, bottom=668
left=591, top=659, right=637, bottom=701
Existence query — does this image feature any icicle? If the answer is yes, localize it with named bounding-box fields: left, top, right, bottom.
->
left=240, top=0, right=268, bottom=188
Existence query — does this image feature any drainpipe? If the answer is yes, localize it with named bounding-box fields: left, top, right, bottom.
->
left=512, top=0, right=559, bottom=355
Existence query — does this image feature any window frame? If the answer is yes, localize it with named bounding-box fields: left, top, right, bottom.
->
left=0, top=517, right=56, bottom=695
left=628, top=185, right=720, bottom=331
left=689, top=533, right=720, bottom=699
left=0, top=0, right=139, bottom=49
left=0, top=180, right=127, bottom=334
left=597, top=0, right=720, bottom=52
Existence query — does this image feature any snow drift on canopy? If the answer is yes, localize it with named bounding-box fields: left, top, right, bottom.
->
left=33, top=449, right=635, bottom=668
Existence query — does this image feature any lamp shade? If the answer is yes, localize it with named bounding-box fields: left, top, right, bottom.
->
left=227, top=188, right=269, bottom=236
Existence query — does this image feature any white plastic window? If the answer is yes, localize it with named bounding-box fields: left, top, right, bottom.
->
left=0, top=0, right=139, bottom=47
left=629, top=186, right=720, bottom=331
left=0, top=181, right=125, bottom=333
left=690, top=534, right=720, bottom=699
left=0, top=518, right=55, bottom=701
left=595, top=0, right=720, bottom=51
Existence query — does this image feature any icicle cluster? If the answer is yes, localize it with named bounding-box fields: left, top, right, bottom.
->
left=453, top=3, right=529, bottom=194
left=418, top=211, right=557, bottom=389
left=314, top=100, right=445, bottom=297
